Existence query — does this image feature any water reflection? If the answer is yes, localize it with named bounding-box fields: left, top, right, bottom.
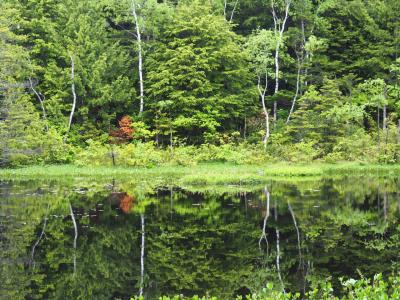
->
left=0, top=178, right=399, bottom=299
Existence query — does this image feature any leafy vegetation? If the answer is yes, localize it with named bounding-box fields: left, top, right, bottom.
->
left=2, top=0, right=400, bottom=297
left=132, top=273, right=400, bottom=299
left=1, top=0, right=400, bottom=166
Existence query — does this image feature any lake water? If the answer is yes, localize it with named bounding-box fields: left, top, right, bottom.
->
left=1, top=177, right=399, bottom=299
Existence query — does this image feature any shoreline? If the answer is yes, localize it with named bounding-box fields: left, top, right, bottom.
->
left=0, top=163, right=399, bottom=185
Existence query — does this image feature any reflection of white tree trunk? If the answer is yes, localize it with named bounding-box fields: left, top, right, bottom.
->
left=383, top=191, right=388, bottom=222
left=275, top=202, right=284, bottom=292
left=69, top=203, right=78, bottom=276
left=259, top=187, right=270, bottom=254
left=139, top=214, right=145, bottom=296
left=244, top=191, right=248, bottom=216
left=30, top=203, right=50, bottom=269
left=288, top=201, right=302, bottom=269
left=170, top=187, right=173, bottom=220
left=398, top=193, right=400, bottom=213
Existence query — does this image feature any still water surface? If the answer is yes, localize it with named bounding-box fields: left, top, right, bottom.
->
left=1, top=177, right=399, bottom=299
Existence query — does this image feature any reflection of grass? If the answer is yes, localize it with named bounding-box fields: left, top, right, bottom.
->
left=1, top=162, right=400, bottom=185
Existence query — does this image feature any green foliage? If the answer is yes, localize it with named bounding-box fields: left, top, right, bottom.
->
left=1, top=0, right=400, bottom=165
left=75, top=142, right=272, bottom=167
left=282, top=141, right=321, bottom=163
left=129, top=274, right=400, bottom=299
left=146, top=1, right=256, bottom=144
left=0, top=97, right=67, bottom=166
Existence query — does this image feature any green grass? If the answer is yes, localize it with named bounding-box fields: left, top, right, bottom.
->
left=1, top=162, right=400, bottom=185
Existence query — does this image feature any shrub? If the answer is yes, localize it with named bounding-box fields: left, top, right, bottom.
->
left=282, top=141, right=321, bottom=163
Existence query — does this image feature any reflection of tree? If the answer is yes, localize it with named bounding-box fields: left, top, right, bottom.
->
left=144, top=190, right=261, bottom=299
left=259, top=187, right=270, bottom=254
left=2, top=178, right=400, bottom=299
left=139, top=214, right=145, bottom=297
left=29, top=202, right=49, bottom=269
left=25, top=191, right=141, bottom=299
left=69, top=202, right=78, bottom=276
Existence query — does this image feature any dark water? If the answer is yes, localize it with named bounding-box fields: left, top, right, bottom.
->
left=1, top=177, right=400, bottom=299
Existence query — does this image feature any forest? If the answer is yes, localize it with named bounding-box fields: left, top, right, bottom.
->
left=1, top=0, right=400, bottom=167
left=2, top=2, right=400, bottom=298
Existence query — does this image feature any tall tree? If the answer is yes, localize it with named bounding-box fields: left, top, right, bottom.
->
left=146, top=1, right=256, bottom=144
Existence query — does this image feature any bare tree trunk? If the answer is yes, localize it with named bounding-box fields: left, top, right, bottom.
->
left=274, top=202, right=284, bottom=292
left=111, top=144, right=116, bottom=166
left=377, top=187, right=381, bottom=213
left=28, top=77, right=48, bottom=131
left=132, top=0, right=144, bottom=115
left=258, top=75, right=270, bottom=148
left=229, top=0, right=239, bottom=22
left=377, top=106, right=381, bottom=149
left=139, top=214, right=145, bottom=296
left=30, top=203, right=49, bottom=269
left=383, top=191, right=388, bottom=222
left=301, top=20, right=309, bottom=87
left=170, top=128, right=173, bottom=150
left=288, top=201, right=302, bottom=270
left=271, top=0, right=291, bottom=95
left=259, top=187, right=270, bottom=254
left=69, top=203, right=78, bottom=276
left=286, top=54, right=301, bottom=124
left=383, top=104, right=389, bottom=154
left=223, top=0, right=227, bottom=19
left=244, top=116, right=247, bottom=140
left=170, top=186, right=174, bottom=220
left=397, top=120, right=400, bottom=144
left=67, top=55, right=76, bottom=137
left=383, top=104, right=387, bottom=130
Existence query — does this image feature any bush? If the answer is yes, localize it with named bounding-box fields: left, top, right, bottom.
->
left=282, top=141, right=321, bottom=163
left=118, top=142, right=163, bottom=167
left=73, top=142, right=274, bottom=167
left=0, top=98, right=68, bottom=167
left=130, top=273, right=400, bottom=300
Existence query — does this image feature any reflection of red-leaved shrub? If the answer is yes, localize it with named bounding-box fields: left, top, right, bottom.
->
left=119, top=194, right=134, bottom=214
left=109, top=116, right=134, bottom=144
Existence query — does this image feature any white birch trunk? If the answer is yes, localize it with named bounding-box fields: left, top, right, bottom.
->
left=258, top=75, right=270, bottom=148
left=271, top=0, right=291, bottom=124
left=224, top=0, right=227, bottom=19
left=271, top=0, right=291, bottom=95
left=67, top=55, right=76, bottom=135
left=229, top=0, right=239, bottom=22
left=286, top=54, right=301, bottom=124
left=131, top=0, right=144, bottom=115
left=29, top=77, right=48, bottom=131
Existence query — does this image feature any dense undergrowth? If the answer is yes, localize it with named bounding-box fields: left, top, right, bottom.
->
left=3, top=138, right=400, bottom=169
left=130, top=273, right=400, bottom=300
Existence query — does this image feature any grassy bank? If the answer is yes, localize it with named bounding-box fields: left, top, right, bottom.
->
left=1, top=162, right=400, bottom=185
